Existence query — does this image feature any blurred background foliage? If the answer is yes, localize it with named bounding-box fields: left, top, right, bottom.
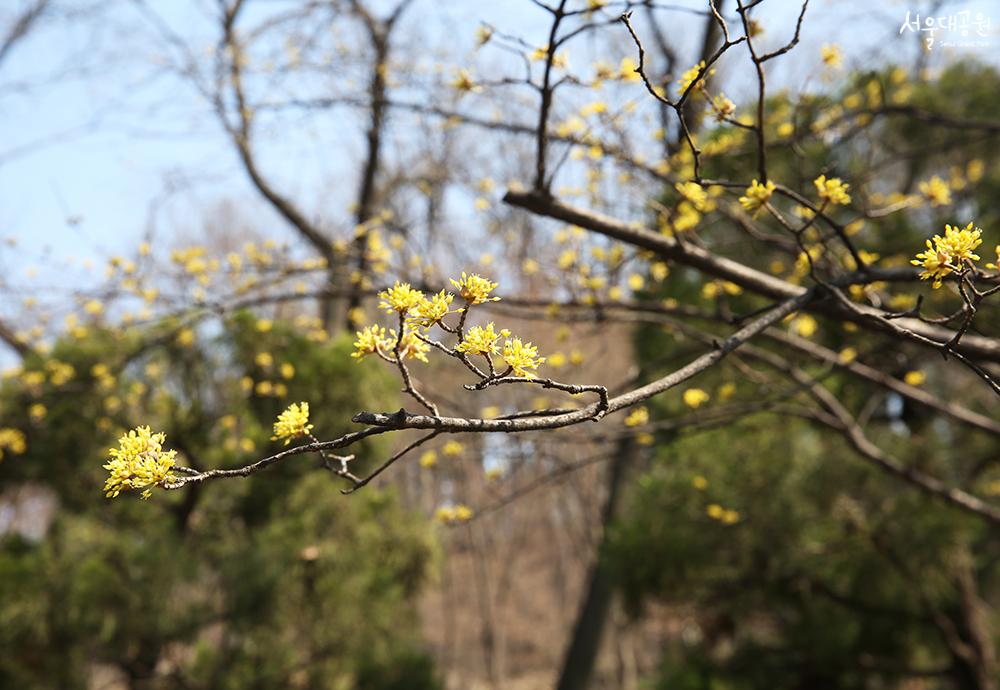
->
left=0, top=317, right=440, bottom=689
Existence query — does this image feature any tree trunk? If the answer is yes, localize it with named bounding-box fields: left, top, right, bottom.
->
left=554, top=434, right=638, bottom=690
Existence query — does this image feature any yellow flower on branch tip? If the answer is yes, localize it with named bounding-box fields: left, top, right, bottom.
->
left=410, top=290, right=454, bottom=328
left=918, top=176, right=951, bottom=207
left=352, top=325, right=390, bottom=360
left=682, top=388, right=710, bottom=408
left=675, top=181, right=708, bottom=211
left=272, top=402, right=313, bottom=445
left=103, top=426, right=177, bottom=499
left=450, top=272, right=499, bottom=304
left=911, top=222, right=983, bottom=288
left=813, top=175, right=851, bottom=205
left=501, top=337, right=545, bottom=378
left=738, top=179, right=776, bottom=218
left=378, top=282, right=424, bottom=314
left=456, top=322, right=509, bottom=356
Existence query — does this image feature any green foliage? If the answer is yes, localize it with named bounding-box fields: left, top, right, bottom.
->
left=610, top=416, right=995, bottom=689
left=613, top=61, right=1000, bottom=690
left=0, top=316, right=439, bottom=688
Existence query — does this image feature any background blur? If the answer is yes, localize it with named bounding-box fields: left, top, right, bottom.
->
left=1, top=0, right=999, bottom=688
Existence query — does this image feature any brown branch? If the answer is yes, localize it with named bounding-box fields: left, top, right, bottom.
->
left=502, top=189, right=1000, bottom=364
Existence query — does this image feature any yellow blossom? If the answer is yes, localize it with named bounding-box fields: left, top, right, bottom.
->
left=280, top=362, right=295, bottom=379
left=738, top=179, right=776, bottom=218
left=0, top=428, right=27, bottom=461
left=392, top=329, right=430, bottom=363
left=711, top=93, right=735, bottom=121
left=29, top=403, right=46, bottom=422
left=813, top=175, right=851, bottom=205
left=675, top=181, right=708, bottom=211
left=502, top=337, right=545, bottom=378
left=717, top=382, right=736, bottom=401
left=838, top=347, right=858, bottom=364
left=411, top=290, right=454, bottom=327
left=903, top=370, right=925, bottom=386
left=103, top=426, right=177, bottom=499
left=442, top=440, right=464, bottom=456
left=271, top=402, right=313, bottom=445
left=450, top=68, right=481, bottom=93
left=918, top=176, right=951, bottom=207
left=820, top=43, right=842, bottom=68
left=436, top=504, right=474, bottom=524
left=352, top=325, right=390, bottom=359
left=791, top=314, right=818, bottom=338
left=678, top=60, right=707, bottom=93
left=683, top=388, right=710, bottom=408
left=619, top=56, right=641, bottom=83
left=450, top=272, right=499, bottom=304
left=706, top=503, right=724, bottom=519
left=691, top=475, right=708, bottom=490
left=911, top=222, right=983, bottom=288
left=379, top=282, right=424, bottom=314
left=986, top=245, right=999, bottom=270
left=419, top=450, right=437, bottom=468
left=624, top=406, right=648, bottom=427
left=456, top=322, right=509, bottom=356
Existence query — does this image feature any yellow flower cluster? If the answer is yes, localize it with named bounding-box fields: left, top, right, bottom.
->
left=272, top=402, right=314, bottom=444
left=0, top=428, right=27, bottom=461
left=706, top=503, right=740, bottom=524
left=378, top=282, right=425, bottom=314
left=918, top=176, right=951, bottom=207
left=450, top=68, right=481, bottom=93
left=675, top=181, right=708, bottom=211
left=456, top=323, right=509, bottom=356
left=352, top=325, right=390, bottom=359
left=813, top=174, right=851, bottom=205
left=501, top=338, right=545, bottom=378
left=623, top=406, right=648, bottom=427
left=436, top=504, right=474, bottom=524
left=450, top=272, right=499, bottom=304
left=911, top=222, right=984, bottom=288
left=678, top=60, right=711, bottom=93
left=820, top=44, right=842, bottom=68
left=103, top=426, right=177, bottom=499
left=711, top=93, right=736, bottom=121
left=738, top=179, right=776, bottom=218
left=393, top=329, right=430, bottom=363
left=682, top=388, right=710, bottom=408
left=411, top=290, right=454, bottom=327
left=359, top=274, right=544, bottom=378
